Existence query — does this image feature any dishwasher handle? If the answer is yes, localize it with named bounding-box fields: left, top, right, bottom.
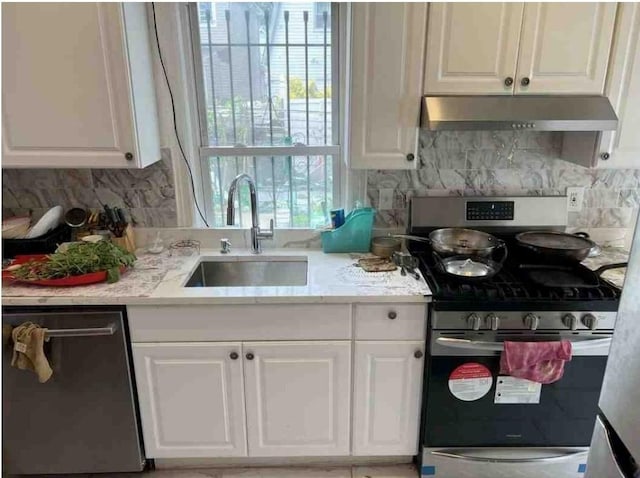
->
left=45, top=322, right=118, bottom=338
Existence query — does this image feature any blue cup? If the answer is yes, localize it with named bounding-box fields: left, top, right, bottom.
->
left=330, top=209, right=345, bottom=229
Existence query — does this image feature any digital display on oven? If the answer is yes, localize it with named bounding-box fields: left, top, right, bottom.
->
left=466, top=201, right=515, bottom=221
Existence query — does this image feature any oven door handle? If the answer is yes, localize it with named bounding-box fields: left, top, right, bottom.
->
left=435, top=336, right=612, bottom=352
left=429, top=448, right=589, bottom=464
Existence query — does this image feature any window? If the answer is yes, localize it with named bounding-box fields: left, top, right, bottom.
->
left=190, top=2, right=340, bottom=228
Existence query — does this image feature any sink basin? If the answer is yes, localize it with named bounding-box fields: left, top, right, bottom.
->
left=184, top=257, right=308, bottom=287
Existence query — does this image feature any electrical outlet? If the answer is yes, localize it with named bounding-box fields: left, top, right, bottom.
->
left=566, top=187, right=585, bottom=212
left=379, top=188, right=394, bottom=210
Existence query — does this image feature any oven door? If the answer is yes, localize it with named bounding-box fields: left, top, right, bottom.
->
left=423, top=331, right=611, bottom=448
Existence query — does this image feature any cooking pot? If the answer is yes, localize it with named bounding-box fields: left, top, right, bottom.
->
left=371, top=236, right=402, bottom=258
left=394, top=228, right=505, bottom=257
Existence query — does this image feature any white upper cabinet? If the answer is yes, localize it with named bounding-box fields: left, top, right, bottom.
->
left=132, top=343, right=247, bottom=458
left=597, top=3, right=640, bottom=168
left=243, top=341, right=351, bottom=457
left=516, top=3, right=617, bottom=94
left=424, top=3, right=524, bottom=95
left=348, top=3, right=427, bottom=169
left=2, top=3, right=160, bottom=168
left=353, top=341, right=425, bottom=456
left=424, top=2, right=617, bottom=96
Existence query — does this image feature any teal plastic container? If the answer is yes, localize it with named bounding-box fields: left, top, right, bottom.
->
left=321, top=207, right=376, bottom=253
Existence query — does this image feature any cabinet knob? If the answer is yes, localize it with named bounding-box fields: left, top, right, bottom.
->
left=414, top=350, right=423, bottom=359
left=229, top=352, right=239, bottom=360
left=245, top=352, right=255, bottom=360
left=504, top=77, right=514, bottom=87
left=125, top=152, right=134, bottom=161
left=406, top=153, right=415, bottom=162
left=601, top=152, right=610, bottom=160
left=521, top=77, right=530, bottom=86
left=388, top=311, right=397, bottom=320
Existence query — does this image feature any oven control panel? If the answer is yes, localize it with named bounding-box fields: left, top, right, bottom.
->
left=432, top=310, right=618, bottom=331
left=466, top=201, right=515, bottom=221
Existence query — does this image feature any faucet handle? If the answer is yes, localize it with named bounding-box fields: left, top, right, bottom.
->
left=258, top=219, right=274, bottom=240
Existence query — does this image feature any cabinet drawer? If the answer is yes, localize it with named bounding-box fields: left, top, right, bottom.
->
left=128, top=304, right=351, bottom=342
left=354, top=304, right=426, bottom=340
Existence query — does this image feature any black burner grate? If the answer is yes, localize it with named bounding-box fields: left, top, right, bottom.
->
left=414, top=240, right=621, bottom=304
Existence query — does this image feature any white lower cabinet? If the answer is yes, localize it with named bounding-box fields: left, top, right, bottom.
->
left=132, top=343, right=247, bottom=458
left=243, top=341, right=352, bottom=457
left=129, top=304, right=427, bottom=459
left=353, top=341, right=425, bottom=456
left=132, top=340, right=352, bottom=458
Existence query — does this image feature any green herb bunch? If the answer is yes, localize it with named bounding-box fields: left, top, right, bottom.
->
left=13, top=241, right=137, bottom=283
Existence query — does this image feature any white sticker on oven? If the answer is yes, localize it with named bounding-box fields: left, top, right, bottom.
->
left=448, top=363, right=493, bottom=401
left=495, top=376, right=542, bottom=404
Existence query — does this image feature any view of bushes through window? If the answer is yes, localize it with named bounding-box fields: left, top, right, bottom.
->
left=195, top=2, right=337, bottom=228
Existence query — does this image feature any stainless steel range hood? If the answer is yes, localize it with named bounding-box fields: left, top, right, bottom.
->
left=421, top=96, right=618, bottom=131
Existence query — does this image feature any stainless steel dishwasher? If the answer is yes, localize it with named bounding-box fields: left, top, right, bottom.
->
left=2, top=306, right=145, bottom=474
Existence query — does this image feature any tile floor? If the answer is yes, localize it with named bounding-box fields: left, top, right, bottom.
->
left=82, top=464, right=418, bottom=478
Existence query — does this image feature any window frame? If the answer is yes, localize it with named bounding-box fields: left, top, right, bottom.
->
left=187, top=2, right=343, bottom=228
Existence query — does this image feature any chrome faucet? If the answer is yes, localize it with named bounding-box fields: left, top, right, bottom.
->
left=226, top=174, right=274, bottom=254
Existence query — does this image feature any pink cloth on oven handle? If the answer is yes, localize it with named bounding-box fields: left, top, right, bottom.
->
left=499, top=340, right=573, bottom=384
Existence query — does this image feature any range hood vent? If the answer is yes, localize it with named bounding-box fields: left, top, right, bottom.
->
left=421, top=95, right=618, bottom=131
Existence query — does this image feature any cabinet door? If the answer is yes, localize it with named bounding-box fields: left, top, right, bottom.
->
left=132, top=343, right=247, bottom=458
left=2, top=3, right=158, bottom=168
left=353, top=341, right=424, bottom=456
left=516, top=3, right=617, bottom=94
left=424, top=3, right=523, bottom=95
left=243, top=341, right=351, bottom=456
left=597, top=3, right=640, bottom=168
left=349, top=3, right=427, bottom=169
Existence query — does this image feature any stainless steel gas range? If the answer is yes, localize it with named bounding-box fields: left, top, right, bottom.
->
left=407, top=196, right=622, bottom=478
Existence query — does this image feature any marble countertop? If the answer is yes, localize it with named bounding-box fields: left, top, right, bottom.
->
left=3, top=245, right=628, bottom=307
left=581, top=246, right=629, bottom=289
left=2, top=249, right=432, bottom=306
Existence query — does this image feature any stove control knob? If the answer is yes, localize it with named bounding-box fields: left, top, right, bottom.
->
left=563, top=314, right=579, bottom=331
left=523, top=313, right=540, bottom=331
left=486, top=313, right=500, bottom=331
left=582, top=314, right=599, bottom=330
left=467, top=313, right=482, bottom=331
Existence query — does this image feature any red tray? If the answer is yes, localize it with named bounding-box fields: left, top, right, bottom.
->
left=3, top=255, right=127, bottom=287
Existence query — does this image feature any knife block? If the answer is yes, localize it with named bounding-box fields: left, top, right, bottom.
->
left=112, top=225, right=136, bottom=253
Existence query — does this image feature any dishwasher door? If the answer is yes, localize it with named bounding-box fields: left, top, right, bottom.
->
left=2, top=306, right=144, bottom=474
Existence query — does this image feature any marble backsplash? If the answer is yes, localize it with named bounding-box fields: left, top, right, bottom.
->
left=367, top=131, right=640, bottom=243
left=2, top=148, right=177, bottom=227
left=3, top=131, right=639, bottom=240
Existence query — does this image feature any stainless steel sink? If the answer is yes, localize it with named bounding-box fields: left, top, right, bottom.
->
left=184, top=257, right=308, bottom=287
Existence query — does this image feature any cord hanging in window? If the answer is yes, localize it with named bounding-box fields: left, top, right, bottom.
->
left=151, top=2, right=210, bottom=227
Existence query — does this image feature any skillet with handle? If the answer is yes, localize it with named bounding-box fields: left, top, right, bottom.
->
left=515, top=231, right=598, bottom=262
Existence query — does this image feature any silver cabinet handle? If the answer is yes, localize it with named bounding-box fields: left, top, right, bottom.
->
left=430, top=448, right=588, bottom=464
left=435, top=336, right=612, bottom=352
left=45, top=323, right=118, bottom=338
